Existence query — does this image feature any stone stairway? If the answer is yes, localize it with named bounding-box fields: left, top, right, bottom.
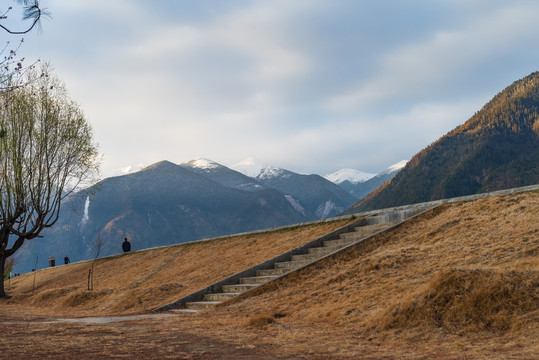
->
left=163, top=220, right=399, bottom=313
left=153, top=183, right=539, bottom=313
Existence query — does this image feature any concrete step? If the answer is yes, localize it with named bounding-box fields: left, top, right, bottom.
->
left=336, top=222, right=397, bottom=241
left=364, top=215, right=388, bottom=224
left=185, top=301, right=222, bottom=310
left=256, top=268, right=290, bottom=276
left=338, top=232, right=368, bottom=240
left=170, top=309, right=199, bottom=314
left=307, top=245, right=342, bottom=255
left=323, top=237, right=357, bottom=248
left=291, top=253, right=321, bottom=262
left=354, top=222, right=398, bottom=233
left=340, top=227, right=386, bottom=239
left=274, top=259, right=312, bottom=269
left=221, top=284, right=259, bottom=293
left=239, top=275, right=279, bottom=285
left=203, top=292, right=240, bottom=301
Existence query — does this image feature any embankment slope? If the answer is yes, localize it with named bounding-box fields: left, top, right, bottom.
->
left=3, top=219, right=352, bottom=315
left=1, top=190, right=538, bottom=359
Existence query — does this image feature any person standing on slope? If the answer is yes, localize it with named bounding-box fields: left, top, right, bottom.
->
left=122, top=238, right=131, bottom=253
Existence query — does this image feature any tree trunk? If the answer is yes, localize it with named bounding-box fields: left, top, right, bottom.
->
left=0, top=255, right=6, bottom=298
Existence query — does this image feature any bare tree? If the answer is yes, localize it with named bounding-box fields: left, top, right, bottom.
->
left=0, top=0, right=51, bottom=97
left=0, top=65, right=100, bottom=297
left=0, top=39, right=43, bottom=100
left=0, top=0, right=48, bottom=35
left=88, top=233, right=106, bottom=291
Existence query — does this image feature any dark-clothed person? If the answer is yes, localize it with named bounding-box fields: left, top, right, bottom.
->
left=122, top=238, right=131, bottom=253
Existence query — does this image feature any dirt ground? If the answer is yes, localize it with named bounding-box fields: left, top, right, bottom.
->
left=0, top=302, right=536, bottom=359
left=1, top=191, right=538, bottom=359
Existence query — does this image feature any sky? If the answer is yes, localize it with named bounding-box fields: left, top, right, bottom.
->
left=5, top=0, right=539, bottom=177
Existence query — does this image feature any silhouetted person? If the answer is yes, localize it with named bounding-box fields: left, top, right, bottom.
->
left=64, top=256, right=70, bottom=264
left=122, top=238, right=131, bottom=253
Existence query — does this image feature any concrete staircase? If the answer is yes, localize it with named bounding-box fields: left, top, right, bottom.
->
left=155, top=183, right=539, bottom=313
left=157, top=212, right=419, bottom=313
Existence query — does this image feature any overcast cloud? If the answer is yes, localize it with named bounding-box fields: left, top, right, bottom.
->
left=10, top=0, right=539, bottom=176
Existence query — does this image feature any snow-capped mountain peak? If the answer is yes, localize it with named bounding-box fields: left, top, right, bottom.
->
left=184, top=158, right=221, bottom=170
left=232, top=157, right=264, bottom=178
left=258, top=165, right=284, bottom=179
left=324, top=168, right=376, bottom=185
left=379, top=160, right=408, bottom=175
left=112, top=163, right=146, bottom=176
left=232, top=157, right=283, bottom=179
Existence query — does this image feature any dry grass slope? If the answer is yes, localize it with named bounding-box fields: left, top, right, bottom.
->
left=1, top=191, right=538, bottom=359
left=377, top=268, right=539, bottom=332
left=2, top=219, right=353, bottom=316
left=203, top=191, right=538, bottom=358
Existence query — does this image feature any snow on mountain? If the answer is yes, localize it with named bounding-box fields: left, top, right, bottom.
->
left=232, top=157, right=355, bottom=219
left=113, top=163, right=146, bottom=176
left=232, top=157, right=283, bottom=179
left=316, top=200, right=339, bottom=219
left=324, top=168, right=376, bottom=185
left=181, top=157, right=265, bottom=192
left=285, top=195, right=306, bottom=216
left=258, top=165, right=285, bottom=179
left=231, top=157, right=265, bottom=178
left=379, top=160, right=408, bottom=176
left=184, top=158, right=221, bottom=170
left=328, top=160, right=409, bottom=201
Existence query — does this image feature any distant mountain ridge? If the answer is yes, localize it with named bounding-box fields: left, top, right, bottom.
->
left=181, top=158, right=264, bottom=192
left=324, top=169, right=376, bottom=184
left=15, top=161, right=311, bottom=272
left=351, top=71, right=539, bottom=211
left=14, top=156, right=406, bottom=273
left=325, top=160, right=407, bottom=200
left=232, top=157, right=356, bottom=218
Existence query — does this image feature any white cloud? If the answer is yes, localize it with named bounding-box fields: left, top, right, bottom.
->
left=327, top=2, right=539, bottom=111
left=15, top=1, right=539, bottom=177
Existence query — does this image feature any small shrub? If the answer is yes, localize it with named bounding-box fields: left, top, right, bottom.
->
left=33, top=287, right=77, bottom=303
left=247, top=314, right=275, bottom=328
left=63, top=289, right=111, bottom=307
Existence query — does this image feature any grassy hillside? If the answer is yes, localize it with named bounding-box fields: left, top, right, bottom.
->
left=2, top=219, right=352, bottom=315
left=1, top=191, right=538, bottom=359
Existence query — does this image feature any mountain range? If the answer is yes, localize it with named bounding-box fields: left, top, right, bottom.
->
left=11, top=72, right=539, bottom=273
left=25, top=72, right=539, bottom=273
left=350, top=71, right=539, bottom=212
left=231, top=157, right=356, bottom=218
left=324, top=160, right=407, bottom=200
left=13, top=158, right=402, bottom=272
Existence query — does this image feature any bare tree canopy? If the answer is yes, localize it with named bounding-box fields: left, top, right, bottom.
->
left=0, top=0, right=48, bottom=34
left=0, top=1, right=51, bottom=93
left=0, top=66, right=100, bottom=297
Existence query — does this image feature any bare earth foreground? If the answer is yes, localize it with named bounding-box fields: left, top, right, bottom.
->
left=1, top=191, right=538, bottom=359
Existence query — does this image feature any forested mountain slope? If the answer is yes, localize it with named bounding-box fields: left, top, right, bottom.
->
left=351, top=72, right=539, bottom=211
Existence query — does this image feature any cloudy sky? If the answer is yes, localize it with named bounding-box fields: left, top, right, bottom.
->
left=8, top=0, right=539, bottom=177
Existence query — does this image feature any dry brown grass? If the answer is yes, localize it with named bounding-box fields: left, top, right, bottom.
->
left=196, top=191, right=539, bottom=358
left=1, top=191, right=538, bottom=359
left=375, top=268, right=539, bottom=332
left=2, top=218, right=352, bottom=316
left=247, top=314, right=276, bottom=328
